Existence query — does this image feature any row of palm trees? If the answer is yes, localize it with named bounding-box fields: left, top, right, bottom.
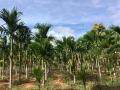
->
left=0, top=8, right=55, bottom=88
left=54, top=23, right=120, bottom=89
left=0, top=8, right=120, bottom=89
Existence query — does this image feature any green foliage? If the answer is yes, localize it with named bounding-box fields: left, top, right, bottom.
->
left=77, top=68, right=87, bottom=82
left=33, top=67, right=44, bottom=83
left=2, top=7, right=120, bottom=90
left=77, top=69, right=87, bottom=90
left=0, top=8, right=22, bottom=34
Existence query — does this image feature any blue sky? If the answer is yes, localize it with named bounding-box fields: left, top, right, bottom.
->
left=0, top=0, right=120, bottom=39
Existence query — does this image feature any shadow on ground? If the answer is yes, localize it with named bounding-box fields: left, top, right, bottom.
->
left=92, top=85, right=120, bottom=90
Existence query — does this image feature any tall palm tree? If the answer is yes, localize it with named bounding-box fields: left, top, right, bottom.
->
left=92, top=23, right=106, bottom=81
left=34, top=23, right=54, bottom=85
left=0, top=8, right=22, bottom=88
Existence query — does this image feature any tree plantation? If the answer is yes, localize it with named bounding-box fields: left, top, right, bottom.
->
left=0, top=8, right=120, bottom=90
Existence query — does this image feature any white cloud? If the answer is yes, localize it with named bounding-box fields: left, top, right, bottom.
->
left=31, top=25, right=86, bottom=40
left=31, top=28, right=38, bottom=34
left=48, top=26, right=75, bottom=40
left=107, top=1, right=120, bottom=24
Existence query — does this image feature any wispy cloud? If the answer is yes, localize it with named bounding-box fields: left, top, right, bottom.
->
left=48, top=26, right=76, bottom=40
left=0, top=0, right=109, bottom=25
left=107, top=0, right=120, bottom=25
left=0, top=0, right=120, bottom=38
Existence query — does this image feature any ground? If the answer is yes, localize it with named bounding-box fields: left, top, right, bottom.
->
left=0, top=69, right=120, bottom=90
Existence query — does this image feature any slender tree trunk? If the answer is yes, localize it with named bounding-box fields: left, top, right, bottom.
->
left=25, top=64, right=28, bottom=79
left=29, top=53, right=33, bottom=75
left=18, top=43, right=22, bottom=82
left=109, top=71, right=113, bottom=82
left=1, top=66, right=3, bottom=80
left=41, top=58, right=45, bottom=86
left=98, top=60, right=102, bottom=82
left=2, top=52, right=5, bottom=80
left=91, top=63, right=94, bottom=72
left=73, top=74, right=76, bottom=84
left=9, top=53, right=12, bottom=88
left=0, top=65, right=3, bottom=80
left=42, top=73, right=45, bottom=86
left=96, top=59, right=98, bottom=68
left=38, top=83, right=41, bottom=90
left=42, top=57, right=44, bottom=70
left=29, top=54, right=31, bottom=74
left=113, top=67, right=116, bottom=81
left=30, top=59, right=33, bottom=75
left=44, top=62, right=47, bottom=81
left=69, top=65, right=72, bottom=74
left=15, top=66, right=18, bottom=76
left=72, top=54, right=76, bottom=84
left=9, top=36, right=13, bottom=89
left=25, top=50, right=28, bottom=79
left=77, top=53, right=80, bottom=71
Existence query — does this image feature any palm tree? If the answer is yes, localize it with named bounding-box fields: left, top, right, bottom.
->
left=34, top=23, right=54, bottom=85
left=92, top=23, right=106, bottom=82
left=0, top=8, right=22, bottom=88
left=0, top=26, right=7, bottom=80
left=56, top=36, right=77, bottom=83
left=14, top=22, right=31, bottom=82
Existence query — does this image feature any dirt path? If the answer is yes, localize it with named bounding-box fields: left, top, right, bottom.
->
left=0, top=81, right=9, bottom=90
left=19, top=69, right=71, bottom=90
left=0, top=69, right=71, bottom=90
left=18, top=79, right=36, bottom=90
left=51, top=69, right=71, bottom=89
